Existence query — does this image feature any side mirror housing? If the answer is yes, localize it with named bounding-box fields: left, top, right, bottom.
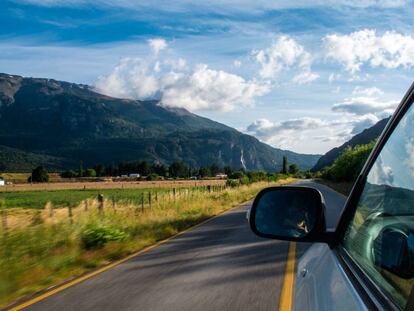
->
left=249, top=186, right=328, bottom=242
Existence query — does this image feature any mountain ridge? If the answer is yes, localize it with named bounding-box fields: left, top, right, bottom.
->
left=0, top=73, right=320, bottom=172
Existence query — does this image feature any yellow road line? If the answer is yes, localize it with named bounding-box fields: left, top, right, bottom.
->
left=278, top=242, right=296, bottom=311
left=9, top=204, right=247, bottom=311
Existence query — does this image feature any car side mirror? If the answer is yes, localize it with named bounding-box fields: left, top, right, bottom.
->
left=249, top=186, right=327, bottom=242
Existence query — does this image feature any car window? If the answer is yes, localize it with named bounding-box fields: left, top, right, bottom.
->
left=343, top=102, right=414, bottom=309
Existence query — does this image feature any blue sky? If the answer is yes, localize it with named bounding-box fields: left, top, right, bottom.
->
left=1, top=0, right=414, bottom=154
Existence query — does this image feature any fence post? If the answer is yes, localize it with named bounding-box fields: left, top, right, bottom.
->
left=98, top=194, right=104, bottom=214
left=149, top=192, right=152, bottom=209
left=49, top=203, right=54, bottom=218
left=208, top=185, right=211, bottom=193
left=155, top=191, right=158, bottom=203
left=173, top=188, right=176, bottom=200
left=84, top=199, right=89, bottom=211
left=68, top=205, right=73, bottom=224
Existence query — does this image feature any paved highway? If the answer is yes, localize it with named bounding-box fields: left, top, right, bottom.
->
left=20, top=181, right=346, bottom=311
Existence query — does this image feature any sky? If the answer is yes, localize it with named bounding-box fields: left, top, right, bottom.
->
left=1, top=0, right=414, bottom=154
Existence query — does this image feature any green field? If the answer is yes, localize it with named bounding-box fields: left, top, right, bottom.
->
left=0, top=186, right=220, bottom=210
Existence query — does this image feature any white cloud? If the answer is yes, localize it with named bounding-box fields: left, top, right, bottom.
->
left=233, top=60, right=242, bottom=68
left=292, top=71, right=319, bottom=84
left=147, top=38, right=168, bottom=55
left=253, top=35, right=318, bottom=84
left=95, top=57, right=159, bottom=99
left=350, top=114, right=379, bottom=134
left=328, top=73, right=341, bottom=82
left=332, top=96, right=398, bottom=115
left=352, top=86, right=383, bottom=97
left=95, top=40, right=269, bottom=112
left=368, top=155, right=394, bottom=185
left=161, top=64, right=270, bottom=111
left=324, top=29, right=414, bottom=73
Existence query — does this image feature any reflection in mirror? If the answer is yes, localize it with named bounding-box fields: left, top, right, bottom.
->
left=254, top=188, right=321, bottom=238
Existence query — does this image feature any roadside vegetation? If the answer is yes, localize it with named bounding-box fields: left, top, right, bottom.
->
left=315, top=141, right=376, bottom=195
left=0, top=175, right=294, bottom=307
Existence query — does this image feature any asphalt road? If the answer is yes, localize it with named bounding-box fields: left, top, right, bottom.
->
left=22, top=181, right=346, bottom=311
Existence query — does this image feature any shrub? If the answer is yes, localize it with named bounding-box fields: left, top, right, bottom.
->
left=28, top=166, right=49, bottom=183
left=85, top=169, right=97, bottom=178
left=239, top=176, right=250, bottom=185
left=226, top=179, right=240, bottom=188
left=228, top=171, right=246, bottom=179
left=322, top=141, right=375, bottom=182
left=146, top=173, right=160, bottom=181
left=81, top=224, right=128, bottom=249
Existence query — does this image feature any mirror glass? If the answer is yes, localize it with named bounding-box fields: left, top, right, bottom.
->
left=253, top=188, right=321, bottom=238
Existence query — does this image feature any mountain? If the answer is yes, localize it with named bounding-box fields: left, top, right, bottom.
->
left=312, top=117, right=389, bottom=171
left=0, top=73, right=320, bottom=172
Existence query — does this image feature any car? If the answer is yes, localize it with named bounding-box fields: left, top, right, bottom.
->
left=248, top=82, right=414, bottom=311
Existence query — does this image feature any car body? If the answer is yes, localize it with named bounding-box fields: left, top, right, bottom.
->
left=249, top=82, right=414, bottom=311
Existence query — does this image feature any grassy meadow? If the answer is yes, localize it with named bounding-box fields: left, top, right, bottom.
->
left=0, top=178, right=294, bottom=307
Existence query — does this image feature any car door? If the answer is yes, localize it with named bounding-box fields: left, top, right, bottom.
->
left=296, top=83, right=414, bottom=311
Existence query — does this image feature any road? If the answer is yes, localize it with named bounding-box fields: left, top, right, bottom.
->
left=20, top=181, right=346, bottom=311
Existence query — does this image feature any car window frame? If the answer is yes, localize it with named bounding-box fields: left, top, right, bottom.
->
left=329, top=81, right=414, bottom=311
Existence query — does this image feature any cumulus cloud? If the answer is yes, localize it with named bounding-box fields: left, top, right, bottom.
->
left=95, top=57, right=159, bottom=99
left=324, top=29, right=414, bottom=73
left=332, top=96, right=398, bottom=115
left=161, top=64, right=269, bottom=111
left=368, top=155, right=394, bottom=185
left=95, top=39, right=269, bottom=112
left=147, top=38, right=168, bottom=55
left=350, top=114, right=379, bottom=134
left=246, top=113, right=388, bottom=152
left=246, top=117, right=339, bottom=151
left=253, top=35, right=318, bottom=84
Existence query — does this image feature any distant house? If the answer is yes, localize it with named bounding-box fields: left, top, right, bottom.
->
left=129, top=173, right=140, bottom=178
left=215, top=173, right=228, bottom=179
left=0, top=178, right=5, bottom=186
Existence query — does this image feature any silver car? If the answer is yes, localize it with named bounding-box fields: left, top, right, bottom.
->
left=249, top=83, right=414, bottom=311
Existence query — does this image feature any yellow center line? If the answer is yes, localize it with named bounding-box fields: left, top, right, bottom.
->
left=278, top=242, right=296, bottom=311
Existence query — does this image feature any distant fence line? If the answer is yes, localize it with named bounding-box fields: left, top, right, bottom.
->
left=0, top=179, right=226, bottom=193
left=0, top=184, right=231, bottom=231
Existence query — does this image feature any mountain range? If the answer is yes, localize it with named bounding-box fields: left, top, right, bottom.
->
left=0, top=73, right=320, bottom=172
left=312, top=117, right=389, bottom=171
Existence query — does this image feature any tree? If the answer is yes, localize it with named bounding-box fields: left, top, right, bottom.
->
left=198, top=167, right=211, bottom=178
left=85, top=168, right=97, bottom=177
left=93, top=164, right=105, bottom=177
left=288, top=164, right=300, bottom=175
left=137, top=161, right=151, bottom=176
left=281, top=156, right=288, bottom=174
left=28, top=166, right=49, bottom=183
left=169, top=161, right=188, bottom=178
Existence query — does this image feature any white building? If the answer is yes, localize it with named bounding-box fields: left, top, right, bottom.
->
left=0, top=179, right=5, bottom=186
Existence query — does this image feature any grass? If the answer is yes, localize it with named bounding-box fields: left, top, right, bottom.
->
left=0, top=188, right=181, bottom=209
left=0, top=178, right=294, bottom=307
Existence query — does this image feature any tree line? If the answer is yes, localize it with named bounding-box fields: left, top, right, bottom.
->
left=27, top=156, right=304, bottom=183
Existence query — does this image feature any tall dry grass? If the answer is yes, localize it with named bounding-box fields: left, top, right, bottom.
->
left=0, top=179, right=293, bottom=307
